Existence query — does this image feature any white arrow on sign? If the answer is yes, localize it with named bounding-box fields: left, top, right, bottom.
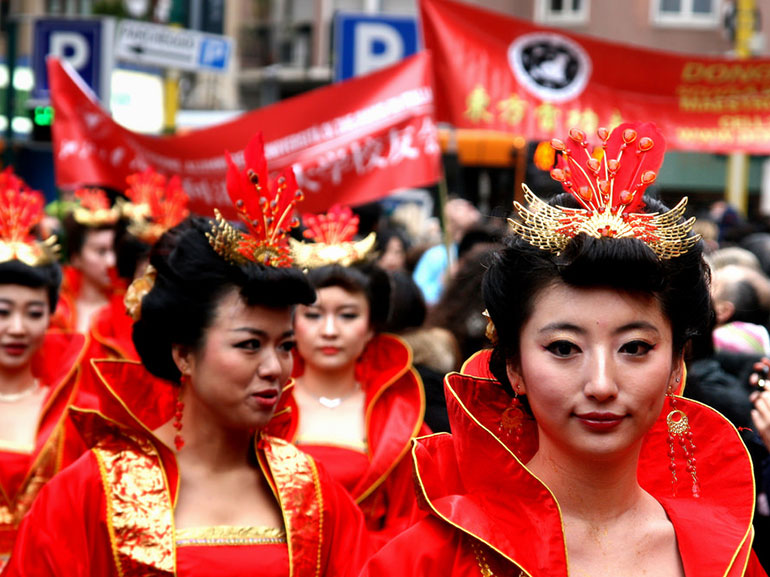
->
left=114, top=20, right=233, bottom=73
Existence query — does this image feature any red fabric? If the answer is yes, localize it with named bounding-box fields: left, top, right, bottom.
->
left=360, top=371, right=766, bottom=577
left=421, top=0, right=770, bottom=154
left=298, top=445, right=369, bottom=494
left=176, top=544, right=288, bottom=577
left=0, top=332, right=88, bottom=565
left=48, top=54, right=440, bottom=217
left=277, top=333, right=429, bottom=541
left=3, top=359, right=372, bottom=576
left=87, top=294, right=138, bottom=362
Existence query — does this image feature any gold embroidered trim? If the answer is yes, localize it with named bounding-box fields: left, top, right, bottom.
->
left=265, top=437, right=323, bottom=577
left=471, top=540, right=525, bottom=577
left=93, top=431, right=175, bottom=576
left=294, top=436, right=369, bottom=453
left=175, top=526, right=286, bottom=547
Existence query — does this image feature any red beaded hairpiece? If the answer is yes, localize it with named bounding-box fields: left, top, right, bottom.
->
left=123, top=167, right=190, bottom=244
left=510, top=122, right=699, bottom=260
left=0, top=168, right=58, bottom=266
left=206, top=132, right=303, bottom=268
left=289, top=204, right=376, bottom=268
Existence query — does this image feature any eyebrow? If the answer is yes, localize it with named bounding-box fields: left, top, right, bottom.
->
left=230, top=328, right=295, bottom=339
left=538, top=321, right=661, bottom=335
left=0, top=298, right=46, bottom=307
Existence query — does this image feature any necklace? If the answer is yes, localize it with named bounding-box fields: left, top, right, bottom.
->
left=0, top=379, right=40, bottom=403
left=312, top=383, right=361, bottom=409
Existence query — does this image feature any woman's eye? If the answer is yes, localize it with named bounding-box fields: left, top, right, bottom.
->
left=236, top=339, right=261, bottom=351
left=0, top=309, right=9, bottom=318
left=340, top=312, right=360, bottom=320
left=27, top=311, right=45, bottom=320
left=279, top=341, right=296, bottom=353
left=620, top=340, right=653, bottom=356
left=546, top=340, right=579, bottom=357
left=302, top=311, right=321, bottom=320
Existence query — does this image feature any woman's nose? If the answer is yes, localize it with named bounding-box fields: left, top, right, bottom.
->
left=321, top=314, right=338, bottom=336
left=583, top=352, right=618, bottom=400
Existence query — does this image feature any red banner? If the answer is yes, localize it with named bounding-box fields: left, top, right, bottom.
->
left=420, top=0, right=770, bottom=153
left=48, top=53, right=440, bottom=218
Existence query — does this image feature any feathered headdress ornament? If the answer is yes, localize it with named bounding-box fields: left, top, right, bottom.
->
left=72, top=187, right=119, bottom=226
left=122, top=167, right=190, bottom=244
left=289, top=205, right=376, bottom=269
left=0, top=168, right=58, bottom=266
left=206, top=132, right=303, bottom=267
left=510, top=122, right=699, bottom=260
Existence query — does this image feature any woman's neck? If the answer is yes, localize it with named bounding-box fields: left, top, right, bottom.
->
left=298, top=362, right=359, bottom=398
left=77, top=278, right=109, bottom=303
left=0, top=366, right=37, bottom=395
left=526, top=442, right=646, bottom=522
left=170, top=390, right=253, bottom=471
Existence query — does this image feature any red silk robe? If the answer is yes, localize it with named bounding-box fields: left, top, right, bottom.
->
left=360, top=368, right=767, bottom=577
left=275, top=333, right=430, bottom=544
left=3, top=360, right=372, bottom=577
left=0, top=332, right=88, bottom=569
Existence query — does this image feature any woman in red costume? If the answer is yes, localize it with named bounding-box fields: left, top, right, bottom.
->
left=0, top=172, right=87, bottom=569
left=4, top=135, right=371, bottom=577
left=53, top=187, right=121, bottom=335
left=360, top=123, right=767, bottom=576
left=87, top=168, right=190, bottom=362
left=280, top=206, right=429, bottom=544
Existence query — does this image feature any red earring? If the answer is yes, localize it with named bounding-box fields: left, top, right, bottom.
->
left=499, top=385, right=525, bottom=445
left=666, top=384, right=700, bottom=498
left=174, top=375, right=187, bottom=451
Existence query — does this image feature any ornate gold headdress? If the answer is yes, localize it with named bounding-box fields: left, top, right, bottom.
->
left=0, top=169, right=59, bottom=266
left=510, top=123, right=699, bottom=260
left=289, top=204, right=376, bottom=269
left=206, top=132, right=303, bottom=268
left=122, top=167, right=190, bottom=244
left=72, top=187, right=119, bottom=226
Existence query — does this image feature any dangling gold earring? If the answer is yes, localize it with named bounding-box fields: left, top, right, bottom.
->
left=499, top=385, right=525, bottom=445
left=666, top=379, right=700, bottom=498
left=174, top=375, right=187, bottom=451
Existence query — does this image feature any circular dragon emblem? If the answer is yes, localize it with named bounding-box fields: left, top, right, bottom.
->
left=508, top=32, right=592, bottom=102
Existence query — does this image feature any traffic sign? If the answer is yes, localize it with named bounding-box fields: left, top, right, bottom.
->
left=334, top=13, right=419, bottom=82
left=115, top=20, right=233, bottom=73
left=32, top=18, right=114, bottom=101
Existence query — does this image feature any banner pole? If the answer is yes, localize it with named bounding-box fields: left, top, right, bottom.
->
left=437, top=163, right=454, bottom=276
left=725, top=0, right=755, bottom=216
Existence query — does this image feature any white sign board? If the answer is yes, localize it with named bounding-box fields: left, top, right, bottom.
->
left=115, top=20, right=232, bottom=73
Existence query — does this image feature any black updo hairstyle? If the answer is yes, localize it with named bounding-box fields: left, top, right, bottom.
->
left=483, top=193, right=713, bottom=395
left=304, top=262, right=391, bottom=332
left=132, top=217, right=316, bottom=384
left=0, top=259, right=62, bottom=312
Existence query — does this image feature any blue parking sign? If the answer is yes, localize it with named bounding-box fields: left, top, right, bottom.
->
left=334, top=13, right=419, bottom=82
left=198, top=37, right=230, bottom=71
left=32, top=19, right=106, bottom=100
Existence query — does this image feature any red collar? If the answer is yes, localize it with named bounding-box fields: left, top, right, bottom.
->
left=413, top=372, right=755, bottom=576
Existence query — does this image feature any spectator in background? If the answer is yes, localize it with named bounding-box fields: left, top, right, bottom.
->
left=375, top=228, right=410, bottom=272
left=412, top=197, right=480, bottom=305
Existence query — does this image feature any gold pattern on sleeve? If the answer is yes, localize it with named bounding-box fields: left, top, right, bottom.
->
left=93, top=430, right=175, bottom=576
left=175, top=526, right=286, bottom=547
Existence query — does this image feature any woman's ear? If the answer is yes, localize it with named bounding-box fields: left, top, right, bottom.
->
left=668, top=354, right=685, bottom=393
left=171, top=344, right=193, bottom=377
left=506, top=359, right=525, bottom=395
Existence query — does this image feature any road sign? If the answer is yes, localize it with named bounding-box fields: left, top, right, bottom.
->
left=32, top=18, right=114, bottom=101
left=114, top=20, right=233, bottom=73
left=334, top=13, right=419, bottom=82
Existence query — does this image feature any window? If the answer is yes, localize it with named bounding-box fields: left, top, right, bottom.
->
left=535, top=0, right=590, bottom=25
left=651, top=0, right=722, bottom=28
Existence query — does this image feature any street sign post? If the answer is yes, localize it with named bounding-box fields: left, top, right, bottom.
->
left=334, top=13, right=419, bottom=82
left=32, top=18, right=115, bottom=101
left=114, top=19, right=233, bottom=73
